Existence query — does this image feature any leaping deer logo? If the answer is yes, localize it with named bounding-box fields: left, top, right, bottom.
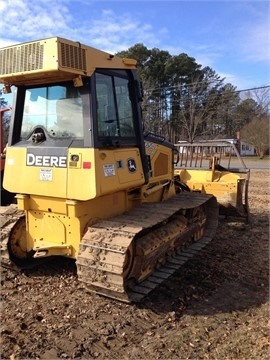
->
left=127, top=158, right=136, bottom=173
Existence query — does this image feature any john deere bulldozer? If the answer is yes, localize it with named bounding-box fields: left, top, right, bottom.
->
left=0, top=36, right=247, bottom=303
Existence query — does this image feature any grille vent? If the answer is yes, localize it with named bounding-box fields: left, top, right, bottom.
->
left=59, top=42, right=86, bottom=71
left=0, top=42, right=44, bottom=75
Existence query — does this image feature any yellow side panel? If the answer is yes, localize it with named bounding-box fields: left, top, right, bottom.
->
left=67, top=148, right=145, bottom=200
left=4, top=147, right=145, bottom=202
left=67, top=149, right=97, bottom=200
left=145, top=141, right=173, bottom=181
left=96, top=148, right=145, bottom=194
left=4, top=147, right=67, bottom=198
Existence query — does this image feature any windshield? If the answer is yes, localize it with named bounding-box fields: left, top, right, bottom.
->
left=21, top=83, right=83, bottom=139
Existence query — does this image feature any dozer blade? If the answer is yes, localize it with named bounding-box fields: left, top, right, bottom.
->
left=174, top=140, right=250, bottom=222
left=76, top=192, right=218, bottom=303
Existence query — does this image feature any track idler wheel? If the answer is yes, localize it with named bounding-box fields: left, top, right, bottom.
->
left=8, top=216, right=34, bottom=266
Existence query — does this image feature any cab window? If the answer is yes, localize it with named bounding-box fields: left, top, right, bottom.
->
left=20, top=83, right=84, bottom=139
left=95, top=73, right=135, bottom=139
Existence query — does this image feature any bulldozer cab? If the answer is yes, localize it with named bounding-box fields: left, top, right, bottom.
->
left=7, top=72, right=144, bottom=147
left=17, top=74, right=138, bottom=142
left=1, top=37, right=150, bottom=201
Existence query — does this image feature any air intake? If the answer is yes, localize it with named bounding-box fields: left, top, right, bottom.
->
left=0, top=42, right=44, bottom=75
left=0, top=37, right=88, bottom=85
left=59, top=42, right=86, bottom=71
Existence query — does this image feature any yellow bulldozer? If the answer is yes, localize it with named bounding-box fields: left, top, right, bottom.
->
left=0, top=37, right=248, bottom=303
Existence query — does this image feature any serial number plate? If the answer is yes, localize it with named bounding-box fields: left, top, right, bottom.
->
left=103, top=164, right=115, bottom=177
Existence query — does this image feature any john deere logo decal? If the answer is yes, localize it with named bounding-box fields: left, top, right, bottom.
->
left=26, top=148, right=67, bottom=168
left=127, top=158, right=136, bottom=173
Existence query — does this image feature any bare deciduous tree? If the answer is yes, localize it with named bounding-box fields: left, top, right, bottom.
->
left=241, top=117, right=269, bottom=158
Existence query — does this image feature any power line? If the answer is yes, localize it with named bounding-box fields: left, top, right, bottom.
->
left=144, top=83, right=270, bottom=94
left=236, top=85, right=270, bottom=93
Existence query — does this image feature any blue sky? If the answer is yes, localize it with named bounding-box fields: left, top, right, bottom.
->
left=0, top=0, right=269, bottom=105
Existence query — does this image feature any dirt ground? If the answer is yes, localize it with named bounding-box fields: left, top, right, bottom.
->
left=0, top=169, right=269, bottom=360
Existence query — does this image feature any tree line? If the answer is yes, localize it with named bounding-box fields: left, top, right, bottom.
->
left=1, top=45, right=269, bottom=157
left=117, top=44, right=269, bottom=157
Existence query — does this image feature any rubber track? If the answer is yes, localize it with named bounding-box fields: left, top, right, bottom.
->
left=76, top=192, right=218, bottom=303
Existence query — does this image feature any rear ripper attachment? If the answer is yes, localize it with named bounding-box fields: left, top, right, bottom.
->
left=76, top=192, right=218, bottom=303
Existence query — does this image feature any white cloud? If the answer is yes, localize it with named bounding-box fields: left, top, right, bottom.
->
left=240, top=21, right=270, bottom=62
left=0, top=2, right=162, bottom=53
left=0, top=0, right=73, bottom=47
left=72, top=9, right=163, bottom=53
